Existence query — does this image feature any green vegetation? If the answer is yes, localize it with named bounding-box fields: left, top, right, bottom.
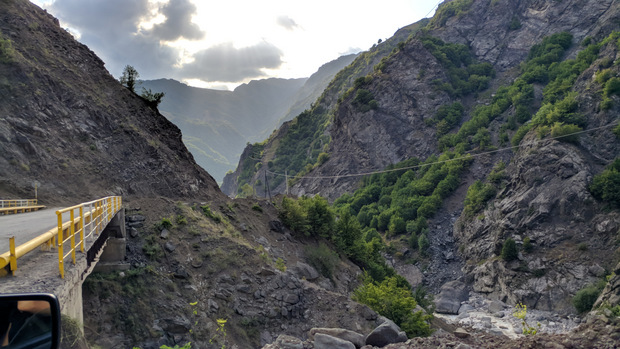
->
left=589, top=158, right=620, bottom=207
left=501, top=238, right=518, bottom=261
left=159, top=217, right=173, bottom=230
left=305, top=242, right=339, bottom=279
left=120, top=65, right=139, bottom=93
left=251, top=203, right=263, bottom=213
left=512, top=303, right=540, bottom=335
left=463, top=180, right=496, bottom=217
left=425, top=102, right=464, bottom=136
left=429, top=0, right=474, bottom=28
left=236, top=143, right=265, bottom=196
left=512, top=32, right=620, bottom=146
left=275, top=258, right=287, bottom=272
left=421, top=36, right=495, bottom=97
left=0, top=34, right=15, bottom=63
left=353, top=275, right=433, bottom=337
left=140, top=87, right=165, bottom=108
left=278, top=195, right=334, bottom=238
left=201, top=205, right=222, bottom=223
left=573, top=279, right=606, bottom=313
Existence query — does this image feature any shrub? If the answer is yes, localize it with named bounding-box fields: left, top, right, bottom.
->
left=573, top=280, right=606, bottom=313
left=604, top=77, right=620, bottom=97
left=589, top=158, right=620, bottom=207
left=275, top=258, right=287, bottom=272
left=464, top=180, right=496, bottom=216
left=175, top=215, right=187, bottom=225
left=0, top=36, right=15, bottom=63
left=418, top=234, right=430, bottom=256
left=160, top=218, right=172, bottom=230
left=501, top=238, right=518, bottom=261
left=305, top=243, right=339, bottom=279
left=251, top=203, right=263, bottom=213
left=201, top=205, right=222, bottom=223
left=550, top=122, right=582, bottom=143
left=523, top=237, right=533, bottom=253
left=353, top=275, right=433, bottom=337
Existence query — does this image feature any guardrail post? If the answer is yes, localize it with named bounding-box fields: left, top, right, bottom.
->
left=70, top=209, right=76, bottom=265
left=57, top=211, right=64, bottom=279
left=9, top=237, right=16, bottom=275
left=79, top=206, right=85, bottom=252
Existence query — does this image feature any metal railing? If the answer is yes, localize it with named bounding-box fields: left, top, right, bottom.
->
left=0, top=196, right=122, bottom=278
left=0, top=199, right=38, bottom=208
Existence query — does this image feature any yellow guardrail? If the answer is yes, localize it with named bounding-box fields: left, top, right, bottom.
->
left=0, top=199, right=38, bottom=208
left=0, top=196, right=122, bottom=278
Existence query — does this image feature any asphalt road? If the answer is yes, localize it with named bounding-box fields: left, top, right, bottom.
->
left=0, top=208, right=63, bottom=254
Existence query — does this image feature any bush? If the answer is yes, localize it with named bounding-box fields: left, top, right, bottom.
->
left=418, top=234, right=430, bottom=256
left=550, top=122, right=582, bottom=143
left=353, top=275, right=433, bottom=337
left=589, top=158, right=620, bottom=207
left=159, top=218, right=172, bottom=230
left=573, top=280, right=606, bottom=313
left=251, top=203, right=263, bottom=213
left=522, top=237, right=533, bottom=253
left=305, top=243, right=339, bottom=279
left=464, top=180, right=496, bottom=216
left=201, top=205, right=222, bottom=223
left=501, top=238, right=518, bottom=261
left=604, top=77, right=620, bottom=97
left=0, top=36, right=15, bottom=63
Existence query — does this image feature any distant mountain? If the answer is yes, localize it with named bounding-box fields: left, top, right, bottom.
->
left=140, top=54, right=358, bottom=183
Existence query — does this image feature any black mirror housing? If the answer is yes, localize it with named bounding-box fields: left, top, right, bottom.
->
left=0, top=293, right=60, bottom=349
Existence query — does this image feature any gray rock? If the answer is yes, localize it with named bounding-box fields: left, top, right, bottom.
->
left=269, top=220, right=284, bottom=233
left=292, top=262, right=320, bottom=281
left=454, top=327, right=470, bottom=339
left=434, top=281, right=469, bottom=314
left=309, top=328, right=365, bottom=348
left=160, top=229, right=170, bottom=239
left=314, top=333, right=355, bottom=349
left=365, top=319, right=406, bottom=346
left=271, top=334, right=303, bottom=349
left=129, top=227, right=139, bottom=238
left=488, top=300, right=506, bottom=313
left=164, top=242, right=176, bottom=252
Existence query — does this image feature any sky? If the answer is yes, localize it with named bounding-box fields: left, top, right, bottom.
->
left=31, top=0, right=440, bottom=90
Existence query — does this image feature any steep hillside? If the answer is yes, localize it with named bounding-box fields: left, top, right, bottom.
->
left=0, top=0, right=220, bottom=204
left=224, top=0, right=620, bottom=316
left=141, top=53, right=356, bottom=183
left=221, top=19, right=430, bottom=197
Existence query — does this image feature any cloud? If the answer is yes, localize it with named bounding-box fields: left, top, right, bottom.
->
left=151, top=0, right=205, bottom=41
left=276, top=15, right=299, bottom=31
left=180, top=41, right=283, bottom=82
left=48, top=0, right=179, bottom=78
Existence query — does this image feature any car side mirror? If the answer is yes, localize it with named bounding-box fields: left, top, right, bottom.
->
left=0, top=293, right=60, bottom=349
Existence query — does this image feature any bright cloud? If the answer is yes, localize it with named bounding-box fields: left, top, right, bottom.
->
left=31, top=0, right=439, bottom=89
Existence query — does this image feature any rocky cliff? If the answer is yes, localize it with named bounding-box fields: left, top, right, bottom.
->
left=225, top=0, right=620, bottom=316
left=0, top=0, right=220, bottom=204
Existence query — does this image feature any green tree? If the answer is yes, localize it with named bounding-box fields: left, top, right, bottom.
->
left=501, top=238, right=518, bottom=261
left=333, top=210, right=362, bottom=255
left=302, top=195, right=335, bottom=237
left=120, top=65, right=139, bottom=93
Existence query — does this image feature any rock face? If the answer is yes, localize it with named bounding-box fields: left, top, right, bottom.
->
left=0, top=0, right=220, bottom=204
left=435, top=281, right=469, bottom=315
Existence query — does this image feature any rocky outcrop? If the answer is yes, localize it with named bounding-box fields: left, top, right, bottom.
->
left=0, top=0, right=220, bottom=204
left=594, top=262, right=620, bottom=310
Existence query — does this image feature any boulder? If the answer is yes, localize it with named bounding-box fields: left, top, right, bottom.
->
left=309, top=328, right=364, bottom=348
left=365, top=319, right=406, bottom=346
left=263, top=334, right=303, bottom=349
left=454, top=327, right=470, bottom=339
left=292, top=262, right=320, bottom=281
left=314, top=333, right=355, bottom=349
left=269, top=220, right=284, bottom=233
left=434, top=280, right=469, bottom=314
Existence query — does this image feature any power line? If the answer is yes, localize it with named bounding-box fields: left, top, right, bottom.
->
left=265, top=122, right=619, bottom=180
